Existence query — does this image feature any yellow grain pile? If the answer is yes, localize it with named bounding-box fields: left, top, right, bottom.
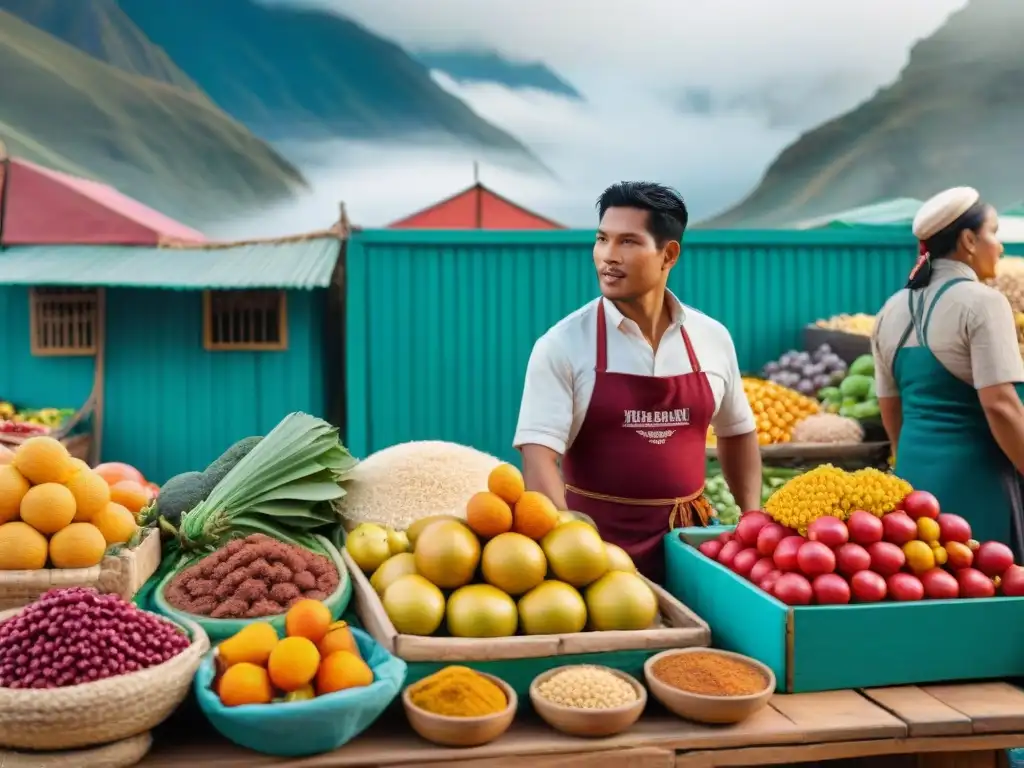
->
left=335, top=441, right=502, bottom=531
left=989, top=257, right=1024, bottom=357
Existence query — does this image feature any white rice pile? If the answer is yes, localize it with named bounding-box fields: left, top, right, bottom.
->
left=336, top=440, right=503, bottom=531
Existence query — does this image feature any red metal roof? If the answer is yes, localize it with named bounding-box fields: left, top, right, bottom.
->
left=388, top=183, right=564, bottom=230
left=0, top=156, right=205, bottom=245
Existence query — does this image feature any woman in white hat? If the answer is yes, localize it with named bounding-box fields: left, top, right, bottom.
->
left=872, top=187, right=1024, bottom=558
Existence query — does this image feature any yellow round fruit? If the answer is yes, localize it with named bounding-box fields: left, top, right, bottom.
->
left=382, top=574, right=446, bottom=635
left=48, top=523, right=107, bottom=569
left=65, top=469, right=111, bottom=522
left=916, top=517, right=940, bottom=544
left=91, top=502, right=137, bottom=544
left=386, top=527, right=410, bottom=555
left=0, top=521, right=48, bottom=570
left=0, top=465, right=30, bottom=524
left=19, top=483, right=76, bottom=535
left=369, top=552, right=418, bottom=595
left=541, top=520, right=609, bottom=588
left=487, top=463, right=525, bottom=505
left=605, top=543, right=636, bottom=573
left=903, top=540, right=936, bottom=574
left=585, top=571, right=658, bottom=631
left=405, top=515, right=465, bottom=548
left=12, top=436, right=74, bottom=485
left=414, top=519, right=481, bottom=589
left=517, top=580, right=588, bottom=635
left=345, top=523, right=392, bottom=574
left=446, top=584, right=519, bottom=638
left=481, top=532, right=547, bottom=596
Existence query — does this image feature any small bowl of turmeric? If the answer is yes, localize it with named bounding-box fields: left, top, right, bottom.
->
left=402, top=666, right=517, bottom=747
left=643, top=648, right=775, bottom=725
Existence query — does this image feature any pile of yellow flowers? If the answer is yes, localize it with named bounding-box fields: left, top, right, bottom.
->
left=764, top=464, right=912, bottom=535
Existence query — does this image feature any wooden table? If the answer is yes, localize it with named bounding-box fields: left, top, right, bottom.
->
left=141, top=682, right=1024, bottom=767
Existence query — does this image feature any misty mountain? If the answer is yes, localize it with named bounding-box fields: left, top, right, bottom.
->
left=115, top=0, right=541, bottom=165
left=418, top=49, right=583, bottom=100
left=704, top=0, right=1024, bottom=228
left=0, top=8, right=304, bottom=228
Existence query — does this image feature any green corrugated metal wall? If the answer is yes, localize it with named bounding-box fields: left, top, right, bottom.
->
left=345, top=228, right=917, bottom=463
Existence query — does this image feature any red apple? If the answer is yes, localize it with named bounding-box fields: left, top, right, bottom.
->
left=974, top=541, right=1015, bottom=578
left=773, top=573, right=813, bottom=605
left=867, top=541, right=906, bottom=577
left=882, top=512, right=918, bottom=545
left=699, top=540, right=723, bottom=559
left=758, top=569, right=782, bottom=593
left=956, top=568, right=996, bottom=598
left=920, top=568, right=959, bottom=599
left=773, top=535, right=805, bottom=572
left=835, top=542, right=872, bottom=577
left=731, top=548, right=761, bottom=578
left=903, top=490, right=941, bottom=520
left=717, top=540, right=743, bottom=568
left=936, top=513, right=971, bottom=544
left=887, top=572, right=924, bottom=602
left=797, top=541, right=836, bottom=577
left=807, top=516, right=849, bottom=549
left=944, top=541, right=974, bottom=570
left=749, top=557, right=776, bottom=584
left=735, top=511, right=771, bottom=546
left=850, top=570, right=887, bottom=602
left=812, top=573, right=851, bottom=604
left=847, top=510, right=884, bottom=545
left=1001, top=565, right=1024, bottom=596
left=756, top=523, right=789, bottom=557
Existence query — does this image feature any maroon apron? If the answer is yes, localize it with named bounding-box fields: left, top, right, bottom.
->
left=562, top=300, right=715, bottom=583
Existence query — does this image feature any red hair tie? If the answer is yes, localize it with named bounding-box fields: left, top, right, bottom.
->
left=908, top=241, right=929, bottom=281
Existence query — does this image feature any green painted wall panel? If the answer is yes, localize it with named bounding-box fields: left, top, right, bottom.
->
left=346, top=229, right=916, bottom=463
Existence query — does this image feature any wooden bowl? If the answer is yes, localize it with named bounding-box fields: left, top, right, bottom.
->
left=643, top=648, right=775, bottom=725
left=402, top=672, right=517, bottom=747
left=529, top=665, right=646, bottom=738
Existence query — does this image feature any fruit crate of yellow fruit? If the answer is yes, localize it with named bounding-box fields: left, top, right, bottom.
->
left=341, top=464, right=711, bottom=698
left=0, top=437, right=161, bottom=610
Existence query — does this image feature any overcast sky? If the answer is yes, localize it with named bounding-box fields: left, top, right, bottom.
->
left=226, top=1, right=971, bottom=235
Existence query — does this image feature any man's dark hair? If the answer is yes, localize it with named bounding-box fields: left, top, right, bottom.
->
left=596, top=182, right=689, bottom=247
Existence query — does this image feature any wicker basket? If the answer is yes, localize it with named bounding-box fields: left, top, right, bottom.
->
left=0, top=528, right=162, bottom=611
left=0, top=609, right=208, bottom=751
left=0, top=732, right=151, bottom=767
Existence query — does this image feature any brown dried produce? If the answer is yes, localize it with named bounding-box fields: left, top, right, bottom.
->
left=266, top=563, right=293, bottom=584
left=303, top=590, right=327, bottom=601
left=293, top=571, right=316, bottom=591
left=187, top=579, right=217, bottom=598
left=269, top=583, right=301, bottom=604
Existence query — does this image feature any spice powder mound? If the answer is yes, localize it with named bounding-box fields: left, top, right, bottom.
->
left=652, top=652, right=767, bottom=696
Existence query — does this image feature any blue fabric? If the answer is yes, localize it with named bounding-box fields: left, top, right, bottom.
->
left=195, top=628, right=406, bottom=757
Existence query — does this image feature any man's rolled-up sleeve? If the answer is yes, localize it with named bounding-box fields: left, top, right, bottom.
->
left=711, top=333, right=756, bottom=438
left=513, top=335, right=574, bottom=455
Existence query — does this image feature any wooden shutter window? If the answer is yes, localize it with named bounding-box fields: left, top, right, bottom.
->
left=203, top=290, right=288, bottom=351
left=29, top=288, right=99, bottom=357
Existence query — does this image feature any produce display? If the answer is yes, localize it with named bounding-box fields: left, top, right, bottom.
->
left=814, top=313, right=875, bottom=337
left=406, top=665, right=507, bottom=716
left=763, top=464, right=911, bottom=533
left=0, top=587, right=190, bottom=689
left=348, top=463, right=660, bottom=638
left=163, top=534, right=340, bottom=618
left=0, top=437, right=140, bottom=570
left=699, top=490, right=1024, bottom=605
left=154, top=436, right=262, bottom=525
left=990, top=257, right=1024, bottom=357
left=707, top=378, right=820, bottom=447
left=760, top=344, right=848, bottom=396
left=705, top=467, right=804, bottom=525
left=0, top=401, right=76, bottom=436
left=649, top=651, right=767, bottom=696
left=535, top=665, right=638, bottom=709
left=214, top=599, right=373, bottom=705
left=818, top=354, right=879, bottom=420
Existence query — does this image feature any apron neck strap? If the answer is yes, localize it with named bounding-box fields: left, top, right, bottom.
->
left=595, top=299, right=702, bottom=373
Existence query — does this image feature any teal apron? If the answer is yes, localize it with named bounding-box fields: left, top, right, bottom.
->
left=892, top=276, right=1024, bottom=559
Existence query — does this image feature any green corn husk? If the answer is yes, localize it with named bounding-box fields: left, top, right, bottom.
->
left=175, top=412, right=358, bottom=559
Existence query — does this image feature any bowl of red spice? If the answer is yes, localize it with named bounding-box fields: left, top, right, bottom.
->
left=643, top=648, right=775, bottom=725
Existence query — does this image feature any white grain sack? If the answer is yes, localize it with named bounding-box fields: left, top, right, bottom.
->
left=336, top=440, right=503, bottom=531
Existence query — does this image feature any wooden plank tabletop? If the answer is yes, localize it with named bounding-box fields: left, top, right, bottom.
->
left=140, top=682, right=1024, bottom=767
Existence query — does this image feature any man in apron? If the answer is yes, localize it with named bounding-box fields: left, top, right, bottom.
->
left=872, top=187, right=1024, bottom=560
left=513, top=182, right=762, bottom=583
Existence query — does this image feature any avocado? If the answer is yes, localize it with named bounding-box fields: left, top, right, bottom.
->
left=839, top=374, right=873, bottom=400
left=849, top=354, right=875, bottom=378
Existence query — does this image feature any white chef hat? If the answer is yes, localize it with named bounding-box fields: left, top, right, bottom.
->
left=912, top=187, right=981, bottom=241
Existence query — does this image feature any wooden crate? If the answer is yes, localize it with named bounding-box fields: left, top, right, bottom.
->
left=0, top=528, right=162, bottom=610
left=665, top=531, right=1024, bottom=693
left=342, top=549, right=710, bottom=663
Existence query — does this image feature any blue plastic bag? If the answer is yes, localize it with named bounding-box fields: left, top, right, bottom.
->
left=195, top=628, right=407, bottom=757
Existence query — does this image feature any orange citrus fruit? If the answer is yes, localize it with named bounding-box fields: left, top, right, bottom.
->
left=318, top=621, right=360, bottom=658
left=512, top=491, right=559, bottom=540
left=487, top=463, right=525, bottom=505
left=316, top=650, right=374, bottom=695
left=465, top=491, right=513, bottom=539
left=268, top=636, right=321, bottom=692
left=285, top=599, right=332, bottom=643
left=218, top=662, right=273, bottom=706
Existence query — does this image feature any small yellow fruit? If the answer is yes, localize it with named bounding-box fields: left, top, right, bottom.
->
left=19, top=483, right=77, bottom=535
left=903, top=540, right=936, bottom=574
left=48, top=523, right=108, bottom=569
left=916, top=517, right=940, bottom=544
left=12, top=436, right=74, bottom=485
left=218, top=622, right=279, bottom=667
left=91, top=502, right=137, bottom=544
left=65, top=470, right=111, bottom=522
left=218, top=662, right=273, bottom=706
left=487, top=463, right=525, bottom=505
left=268, top=636, right=321, bottom=692
left=0, top=521, right=48, bottom=570
left=0, top=465, right=30, bottom=524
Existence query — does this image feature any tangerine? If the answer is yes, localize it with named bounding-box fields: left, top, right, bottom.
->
left=316, top=650, right=373, bottom=695
left=268, top=636, right=321, bottom=692
left=318, top=620, right=360, bottom=658
left=218, top=662, right=273, bottom=706
left=487, top=463, right=525, bottom=505
left=91, top=502, right=137, bottom=544
left=66, top=470, right=111, bottom=522
left=512, top=491, right=559, bottom=540
left=465, top=491, right=513, bottom=539
left=285, top=599, right=332, bottom=643
left=109, top=480, right=151, bottom=514
left=19, top=483, right=76, bottom=535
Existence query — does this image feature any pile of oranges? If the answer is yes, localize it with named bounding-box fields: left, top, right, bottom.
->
left=465, top=463, right=560, bottom=540
left=215, top=599, right=373, bottom=706
left=707, top=378, right=820, bottom=447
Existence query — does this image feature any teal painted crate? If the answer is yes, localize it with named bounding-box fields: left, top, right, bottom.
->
left=665, top=531, right=1024, bottom=693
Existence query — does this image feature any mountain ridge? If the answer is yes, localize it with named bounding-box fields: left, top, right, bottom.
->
left=417, top=49, right=583, bottom=100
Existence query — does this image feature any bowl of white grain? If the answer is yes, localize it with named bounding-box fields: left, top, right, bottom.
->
left=529, top=664, right=646, bottom=738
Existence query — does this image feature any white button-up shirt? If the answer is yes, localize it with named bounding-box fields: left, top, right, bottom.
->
left=514, top=291, right=756, bottom=455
